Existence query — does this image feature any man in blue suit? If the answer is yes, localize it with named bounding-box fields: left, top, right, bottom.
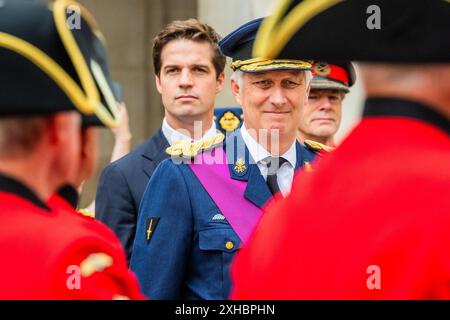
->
left=95, top=19, right=227, bottom=261
left=130, top=18, right=326, bottom=300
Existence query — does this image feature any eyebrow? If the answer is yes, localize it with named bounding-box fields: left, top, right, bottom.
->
left=191, top=64, right=211, bottom=69
left=163, top=64, right=211, bottom=69
left=163, top=65, right=179, bottom=70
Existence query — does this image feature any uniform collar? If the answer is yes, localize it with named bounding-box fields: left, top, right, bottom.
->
left=240, top=123, right=297, bottom=168
left=224, top=130, right=272, bottom=208
left=0, top=173, right=50, bottom=211
left=223, top=130, right=313, bottom=208
left=364, top=97, right=450, bottom=135
left=162, top=117, right=217, bottom=145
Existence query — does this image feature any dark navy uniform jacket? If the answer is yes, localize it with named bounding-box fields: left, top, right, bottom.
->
left=95, top=108, right=242, bottom=262
left=130, top=130, right=316, bottom=299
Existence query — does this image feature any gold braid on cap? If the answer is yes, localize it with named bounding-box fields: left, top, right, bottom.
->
left=230, top=57, right=312, bottom=71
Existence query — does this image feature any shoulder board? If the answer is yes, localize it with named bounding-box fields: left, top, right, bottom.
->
left=304, top=139, right=335, bottom=154
left=165, top=132, right=225, bottom=158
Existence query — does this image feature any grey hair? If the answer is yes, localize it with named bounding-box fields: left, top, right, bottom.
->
left=230, top=69, right=244, bottom=89
left=231, top=69, right=312, bottom=90
left=304, top=70, right=312, bottom=85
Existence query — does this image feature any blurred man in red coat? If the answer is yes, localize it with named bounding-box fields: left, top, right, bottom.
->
left=232, top=0, right=450, bottom=299
left=0, top=0, right=143, bottom=299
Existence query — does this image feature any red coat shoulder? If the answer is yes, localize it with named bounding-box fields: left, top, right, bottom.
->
left=0, top=192, right=144, bottom=299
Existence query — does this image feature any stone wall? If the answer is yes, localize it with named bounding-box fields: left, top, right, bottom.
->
left=77, top=0, right=197, bottom=207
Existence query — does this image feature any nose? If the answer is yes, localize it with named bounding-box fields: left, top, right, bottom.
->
left=269, top=87, right=287, bottom=107
left=318, top=96, right=332, bottom=111
left=179, top=69, right=194, bottom=88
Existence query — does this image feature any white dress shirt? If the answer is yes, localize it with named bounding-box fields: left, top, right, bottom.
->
left=162, top=117, right=217, bottom=145
left=240, top=123, right=297, bottom=197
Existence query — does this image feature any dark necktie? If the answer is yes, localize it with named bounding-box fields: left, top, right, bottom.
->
left=265, top=156, right=288, bottom=195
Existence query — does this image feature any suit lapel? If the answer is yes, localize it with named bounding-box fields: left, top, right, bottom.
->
left=225, top=130, right=272, bottom=209
left=142, top=128, right=170, bottom=178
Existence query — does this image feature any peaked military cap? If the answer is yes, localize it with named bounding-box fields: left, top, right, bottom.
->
left=0, top=0, right=121, bottom=128
left=311, top=61, right=356, bottom=93
left=254, top=0, right=450, bottom=62
left=219, top=17, right=312, bottom=72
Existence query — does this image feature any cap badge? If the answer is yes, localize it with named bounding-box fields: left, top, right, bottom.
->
left=234, top=158, right=247, bottom=174
left=219, top=111, right=240, bottom=132
left=314, top=62, right=331, bottom=77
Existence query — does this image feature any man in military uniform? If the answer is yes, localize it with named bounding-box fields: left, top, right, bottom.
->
left=297, top=61, right=355, bottom=147
left=130, top=17, right=319, bottom=300
left=95, top=19, right=229, bottom=261
left=232, top=0, right=450, bottom=299
left=0, top=0, right=142, bottom=299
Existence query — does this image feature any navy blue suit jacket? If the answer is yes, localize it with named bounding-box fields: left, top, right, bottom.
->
left=130, top=130, right=316, bottom=299
left=95, top=129, right=169, bottom=261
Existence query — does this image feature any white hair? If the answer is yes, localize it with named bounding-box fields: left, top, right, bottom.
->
left=230, top=69, right=244, bottom=91
left=304, top=70, right=312, bottom=85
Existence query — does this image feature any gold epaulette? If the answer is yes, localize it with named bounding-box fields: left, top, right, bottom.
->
left=304, top=139, right=335, bottom=154
left=165, top=132, right=225, bottom=158
left=78, top=208, right=95, bottom=218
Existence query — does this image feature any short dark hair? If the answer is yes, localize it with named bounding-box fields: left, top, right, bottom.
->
left=152, top=19, right=226, bottom=78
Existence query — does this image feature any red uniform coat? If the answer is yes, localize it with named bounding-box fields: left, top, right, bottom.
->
left=231, top=98, right=450, bottom=299
left=0, top=178, right=144, bottom=299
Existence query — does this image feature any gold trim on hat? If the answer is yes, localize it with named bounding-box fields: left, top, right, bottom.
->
left=254, top=0, right=343, bottom=59
left=0, top=0, right=121, bottom=128
left=314, top=62, right=331, bottom=77
left=0, top=32, right=96, bottom=114
left=52, top=0, right=121, bottom=128
left=231, top=57, right=312, bottom=71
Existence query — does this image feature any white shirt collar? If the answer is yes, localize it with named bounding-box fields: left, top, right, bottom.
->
left=240, top=122, right=297, bottom=168
left=162, top=117, right=217, bottom=145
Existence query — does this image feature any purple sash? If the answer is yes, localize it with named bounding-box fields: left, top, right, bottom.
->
left=188, top=147, right=261, bottom=245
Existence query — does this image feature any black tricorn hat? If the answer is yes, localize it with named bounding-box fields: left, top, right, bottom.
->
left=82, top=82, right=122, bottom=127
left=253, top=0, right=450, bottom=62
left=0, top=0, right=121, bottom=128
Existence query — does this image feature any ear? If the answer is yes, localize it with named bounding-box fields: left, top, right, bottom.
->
left=155, top=75, right=163, bottom=95
left=216, top=72, right=225, bottom=93
left=76, top=127, right=98, bottom=187
left=231, top=79, right=243, bottom=106
left=48, top=112, right=80, bottom=146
